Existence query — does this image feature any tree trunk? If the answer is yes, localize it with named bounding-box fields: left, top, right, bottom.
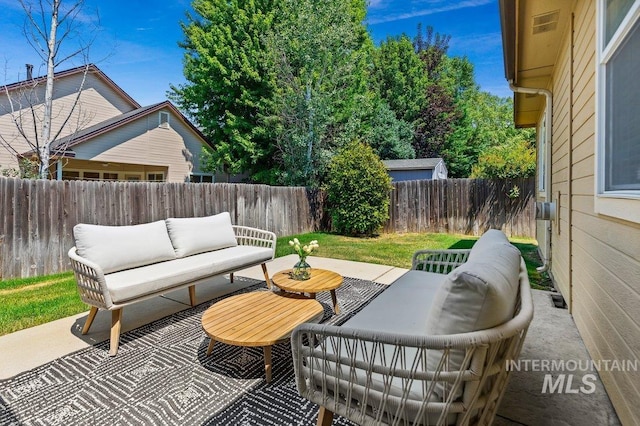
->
left=305, top=84, right=313, bottom=178
left=39, top=0, right=61, bottom=179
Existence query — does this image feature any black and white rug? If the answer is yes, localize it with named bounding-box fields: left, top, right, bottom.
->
left=0, top=277, right=388, bottom=425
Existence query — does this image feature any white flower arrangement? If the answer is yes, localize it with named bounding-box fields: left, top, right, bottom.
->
left=289, top=238, right=319, bottom=260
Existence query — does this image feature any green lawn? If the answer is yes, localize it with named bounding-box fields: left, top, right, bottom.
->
left=0, top=272, right=84, bottom=336
left=0, top=232, right=549, bottom=336
left=278, top=232, right=549, bottom=289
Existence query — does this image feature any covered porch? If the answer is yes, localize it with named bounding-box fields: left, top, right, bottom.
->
left=50, top=158, right=169, bottom=182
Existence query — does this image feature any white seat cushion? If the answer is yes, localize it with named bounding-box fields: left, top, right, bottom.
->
left=73, top=221, right=176, bottom=274
left=165, top=212, right=238, bottom=258
left=343, top=270, right=447, bottom=335
left=206, top=245, right=274, bottom=273
left=105, top=245, right=272, bottom=303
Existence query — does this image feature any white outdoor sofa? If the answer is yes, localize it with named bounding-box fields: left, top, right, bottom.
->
left=291, top=229, right=534, bottom=425
left=68, top=212, right=276, bottom=356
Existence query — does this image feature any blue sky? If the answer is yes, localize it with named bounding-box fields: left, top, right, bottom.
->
left=0, top=0, right=510, bottom=107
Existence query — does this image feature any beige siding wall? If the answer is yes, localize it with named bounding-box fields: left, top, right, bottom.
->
left=548, top=1, right=640, bottom=424
left=550, top=21, right=573, bottom=305
left=71, top=108, right=208, bottom=182
left=0, top=73, right=135, bottom=171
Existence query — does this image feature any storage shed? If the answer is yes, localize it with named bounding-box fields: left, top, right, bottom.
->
left=382, top=158, right=447, bottom=181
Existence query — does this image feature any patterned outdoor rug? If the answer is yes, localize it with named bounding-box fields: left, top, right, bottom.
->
left=0, top=277, right=388, bottom=425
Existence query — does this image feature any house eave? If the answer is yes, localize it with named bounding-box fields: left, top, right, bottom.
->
left=499, top=0, right=573, bottom=127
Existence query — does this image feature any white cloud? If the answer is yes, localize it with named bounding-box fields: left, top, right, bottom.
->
left=368, top=0, right=494, bottom=25
left=449, top=32, right=502, bottom=54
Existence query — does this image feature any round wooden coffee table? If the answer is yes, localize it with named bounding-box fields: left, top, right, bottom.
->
left=201, top=291, right=323, bottom=383
left=272, top=268, right=343, bottom=313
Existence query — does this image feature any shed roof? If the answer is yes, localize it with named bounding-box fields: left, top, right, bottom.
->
left=382, top=158, right=443, bottom=171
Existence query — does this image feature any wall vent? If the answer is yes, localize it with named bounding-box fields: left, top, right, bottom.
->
left=159, top=111, right=170, bottom=129
left=550, top=293, right=567, bottom=309
left=532, top=10, right=560, bottom=34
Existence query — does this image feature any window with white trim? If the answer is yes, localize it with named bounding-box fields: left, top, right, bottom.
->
left=103, top=172, right=119, bottom=181
left=596, top=0, right=640, bottom=222
left=190, top=173, right=214, bottom=183
left=148, top=173, right=165, bottom=182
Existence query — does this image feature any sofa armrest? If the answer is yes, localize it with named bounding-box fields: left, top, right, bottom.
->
left=411, top=249, right=471, bottom=274
left=232, top=226, right=277, bottom=258
left=68, top=247, right=113, bottom=310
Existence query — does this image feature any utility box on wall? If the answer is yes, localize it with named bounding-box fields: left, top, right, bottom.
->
left=535, top=201, right=556, bottom=221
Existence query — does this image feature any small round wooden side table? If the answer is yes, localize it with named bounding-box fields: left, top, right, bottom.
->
left=271, top=268, right=343, bottom=313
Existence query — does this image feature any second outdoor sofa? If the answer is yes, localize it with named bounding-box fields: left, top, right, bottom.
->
left=291, top=229, right=534, bottom=425
left=68, top=212, right=276, bottom=356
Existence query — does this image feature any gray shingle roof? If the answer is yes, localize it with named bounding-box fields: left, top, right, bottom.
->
left=23, top=101, right=211, bottom=156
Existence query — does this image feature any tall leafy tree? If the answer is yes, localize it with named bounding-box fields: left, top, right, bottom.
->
left=413, top=84, right=458, bottom=158
left=412, top=25, right=458, bottom=159
left=265, top=0, right=371, bottom=186
left=438, top=56, right=483, bottom=177
left=445, top=81, right=535, bottom=177
left=471, top=136, right=536, bottom=179
left=371, top=35, right=428, bottom=124
left=173, top=7, right=536, bottom=185
left=170, top=0, right=276, bottom=178
left=337, top=94, right=415, bottom=160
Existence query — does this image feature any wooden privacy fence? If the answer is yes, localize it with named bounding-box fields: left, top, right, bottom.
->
left=0, top=178, right=327, bottom=279
left=385, top=178, right=535, bottom=237
left=0, top=177, right=534, bottom=279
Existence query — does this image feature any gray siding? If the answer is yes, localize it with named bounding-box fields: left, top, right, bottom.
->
left=389, top=169, right=434, bottom=181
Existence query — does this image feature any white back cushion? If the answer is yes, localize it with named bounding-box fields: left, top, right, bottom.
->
left=165, top=212, right=238, bottom=258
left=425, top=239, right=521, bottom=398
left=468, top=228, right=510, bottom=261
left=73, top=220, right=177, bottom=274
left=426, top=243, right=521, bottom=334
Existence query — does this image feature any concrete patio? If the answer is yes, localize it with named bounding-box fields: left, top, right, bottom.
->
left=0, top=255, right=620, bottom=425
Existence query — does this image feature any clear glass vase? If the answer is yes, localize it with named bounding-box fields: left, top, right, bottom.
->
left=292, top=259, right=311, bottom=280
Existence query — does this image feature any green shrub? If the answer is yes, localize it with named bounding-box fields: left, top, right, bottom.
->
left=326, top=141, right=392, bottom=236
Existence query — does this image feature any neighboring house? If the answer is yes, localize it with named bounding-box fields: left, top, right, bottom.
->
left=500, top=1, right=639, bottom=423
left=382, top=158, right=447, bottom=181
left=0, top=64, right=214, bottom=183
